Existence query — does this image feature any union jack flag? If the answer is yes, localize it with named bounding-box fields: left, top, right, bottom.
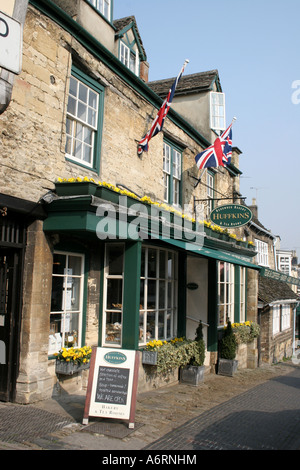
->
left=138, top=60, right=189, bottom=156
left=195, top=120, right=235, bottom=170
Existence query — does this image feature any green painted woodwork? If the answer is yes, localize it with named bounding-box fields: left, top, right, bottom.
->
left=122, top=241, right=142, bottom=350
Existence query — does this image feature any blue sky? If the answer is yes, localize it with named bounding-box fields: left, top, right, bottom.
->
left=114, top=0, right=300, bottom=258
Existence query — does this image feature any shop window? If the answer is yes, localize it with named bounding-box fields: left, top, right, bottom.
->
left=49, top=252, right=84, bottom=355
left=139, top=246, right=178, bottom=344
left=103, top=244, right=124, bottom=346
left=218, top=261, right=234, bottom=326
left=65, top=67, right=104, bottom=171
left=163, top=141, right=182, bottom=207
left=239, top=267, right=246, bottom=323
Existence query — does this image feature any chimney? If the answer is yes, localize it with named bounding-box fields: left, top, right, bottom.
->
left=140, top=61, right=149, bottom=83
left=249, top=198, right=258, bottom=219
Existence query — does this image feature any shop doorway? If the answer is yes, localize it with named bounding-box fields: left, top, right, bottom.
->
left=0, top=248, right=23, bottom=401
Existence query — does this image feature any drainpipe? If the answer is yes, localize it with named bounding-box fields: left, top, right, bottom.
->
left=0, top=0, right=29, bottom=114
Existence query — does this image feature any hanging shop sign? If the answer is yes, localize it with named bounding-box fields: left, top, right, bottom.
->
left=0, top=10, right=22, bottom=74
left=83, top=347, right=140, bottom=428
left=210, top=204, right=252, bottom=228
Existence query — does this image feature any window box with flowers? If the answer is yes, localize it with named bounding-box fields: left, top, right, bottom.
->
left=55, top=346, right=92, bottom=376
left=142, top=337, right=205, bottom=379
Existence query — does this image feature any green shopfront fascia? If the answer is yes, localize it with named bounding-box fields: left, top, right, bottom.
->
left=44, top=193, right=259, bottom=359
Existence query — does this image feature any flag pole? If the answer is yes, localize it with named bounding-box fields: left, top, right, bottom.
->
left=194, top=117, right=237, bottom=188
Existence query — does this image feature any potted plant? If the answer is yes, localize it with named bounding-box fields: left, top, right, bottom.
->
left=218, top=320, right=238, bottom=376
left=180, top=321, right=206, bottom=386
left=55, top=346, right=92, bottom=375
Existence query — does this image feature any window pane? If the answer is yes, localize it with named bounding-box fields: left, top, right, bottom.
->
left=106, top=279, right=123, bottom=309
left=51, top=277, right=64, bottom=311
left=148, top=249, right=156, bottom=278
left=107, top=245, right=124, bottom=275
left=147, top=280, right=156, bottom=309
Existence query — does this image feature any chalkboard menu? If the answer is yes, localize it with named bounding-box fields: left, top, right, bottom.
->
left=95, top=366, right=129, bottom=405
left=83, top=348, right=139, bottom=428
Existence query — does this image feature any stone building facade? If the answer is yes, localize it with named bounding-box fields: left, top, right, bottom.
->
left=0, top=0, right=270, bottom=404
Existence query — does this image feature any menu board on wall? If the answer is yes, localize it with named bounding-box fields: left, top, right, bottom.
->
left=83, top=348, right=140, bottom=428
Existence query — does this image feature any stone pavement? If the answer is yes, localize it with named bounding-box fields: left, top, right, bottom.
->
left=0, top=361, right=299, bottom=451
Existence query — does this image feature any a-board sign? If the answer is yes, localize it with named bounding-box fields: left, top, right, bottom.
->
left=83, top=347, right=140, bottom=428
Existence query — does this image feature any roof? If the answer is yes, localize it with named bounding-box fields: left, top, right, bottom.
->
left=148, top=70, right=221, bottom=97
left=258, top=275, right=299, bottom=304
left=113, top=16, right=146, bottom=60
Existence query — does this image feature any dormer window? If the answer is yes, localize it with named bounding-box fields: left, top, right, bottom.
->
left=210, top=92, right=226, bottom=132
left=120, top=42, right=139, bottom=75
left=88, top=0, right=111, bottom=22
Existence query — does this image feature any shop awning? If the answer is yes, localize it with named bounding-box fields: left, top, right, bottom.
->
left=160, top=238, right=260, bottom=270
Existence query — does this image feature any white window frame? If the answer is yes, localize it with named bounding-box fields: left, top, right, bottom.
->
left=273, top=305, right=280, bottom=335
left=49, top=251, right=85, bottom=355
left=139, top=246, right=178, bottom=345
left=120, top=41, right=139, bottom=76
left=281, top=304, right=290, bottom=331
left=163, top=142, right=182, bottom=207
left=218, top=262, right=235, bottom=326
left=102, top=244, right=124, bottom=348
left=255, top=239, right=269, bottom=267
left=65, top=75, right=99, bottom=168
left=240, top=267, right=246, bottom=323
left=210, top=92, right=226, bottom=132
left=88, top=0, right=111, bottom=21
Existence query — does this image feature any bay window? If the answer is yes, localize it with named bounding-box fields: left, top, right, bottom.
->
left=103, top=244, right=124, bottom=346
left=49, top=252, right=85, bottom=355
left=218, top=261, right=234, bottom=326
left=139, top=247, right=178, bottom=344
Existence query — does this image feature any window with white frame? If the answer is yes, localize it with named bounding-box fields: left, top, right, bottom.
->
left=163, top=142, right=182, bottom=207
left=139, top=247, right=178, bottom=344
left=273, top=305, right=280, bottom=335
left=210, top=92, right=226, bottom=132
left=255, top=239, right=269, bottom=266
left=240, top=267, right=246, bottom=323
left=65, top=73, right=100, bottom=169
left=49, top=252, right=84, bottom=355
left=278, top=255, right=291, bottom=275
left=281, top=304, right=291, bottom=331
left=218, top=262, right=234, bottom=326
left=103, top=244, right=124, bottom=347
left=120, top=42, right=139, bottom=75
left=88, top=0, right=111, bottom=21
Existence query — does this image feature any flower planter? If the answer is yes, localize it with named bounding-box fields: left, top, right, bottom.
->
left=55, top=360, right=90, bottom=376
left=142, top=350, right=158, bottom=365
left=217, top=359, right=238, bottom=377
left=55, top=182, right=98, bottom=196
left=180, top=365, right=205, bottom=386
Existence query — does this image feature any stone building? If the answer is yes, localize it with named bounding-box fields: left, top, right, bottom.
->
left=246, top=200, right=299, bottom=364
left=0, top=0, right=263, bottom=404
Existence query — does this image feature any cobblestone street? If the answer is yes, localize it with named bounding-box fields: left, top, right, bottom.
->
left=0, top=362, right=299, bottom=451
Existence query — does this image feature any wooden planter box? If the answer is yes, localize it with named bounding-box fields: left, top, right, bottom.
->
left=180, top=365, right=205, bottom=386
left=217, top=359, right=238, bottom=377
left=55, top=182, right=98, bottom=196
left=55, top=360, right=90, bottom=376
